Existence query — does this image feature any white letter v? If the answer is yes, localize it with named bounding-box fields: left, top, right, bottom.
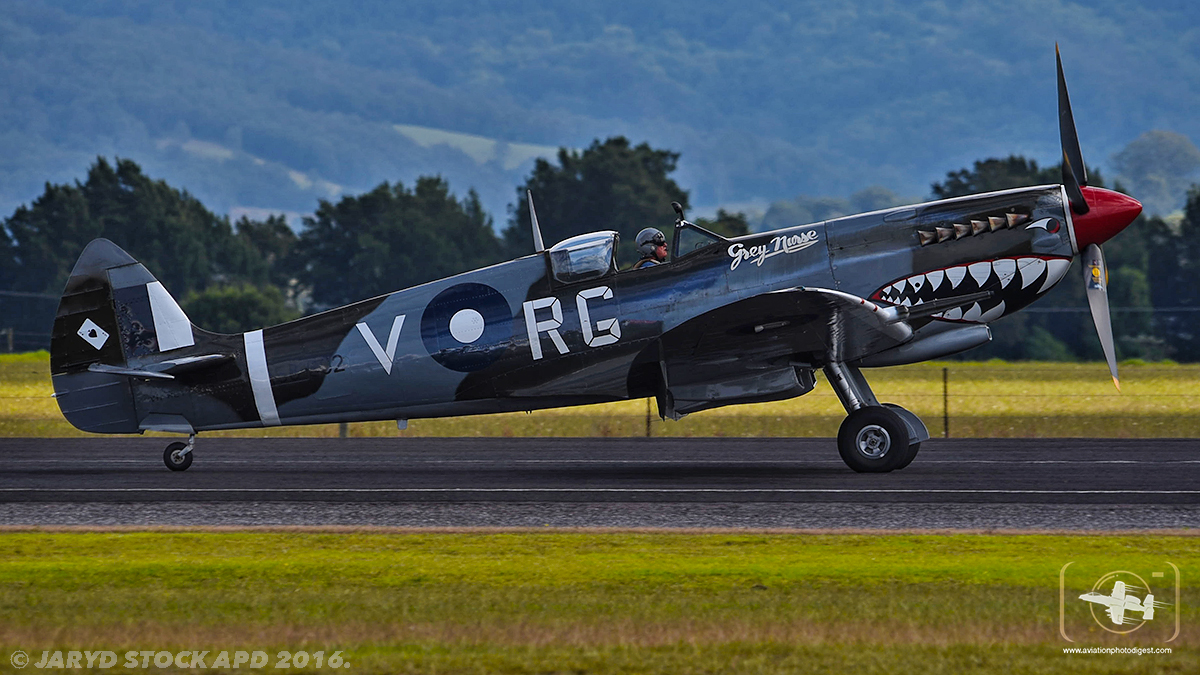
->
left=356, top=315, right=406, bottom=375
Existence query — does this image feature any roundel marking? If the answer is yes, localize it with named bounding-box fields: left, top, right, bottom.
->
left=421, top=283, right=513, bottom=372
left=449, top=308, right=485, bottom=344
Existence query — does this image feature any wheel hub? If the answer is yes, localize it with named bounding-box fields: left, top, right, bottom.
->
left=855, top=424, right=891, bottom=458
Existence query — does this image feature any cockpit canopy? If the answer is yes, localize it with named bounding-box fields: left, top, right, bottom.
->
left=548, top=231, right=618, bottom=284
left=673, top=222, right=724, bottom=258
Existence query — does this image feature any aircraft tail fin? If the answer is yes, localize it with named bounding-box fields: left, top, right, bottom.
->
left=1143, top=594, right=1155, bottom=620
left=50, top=238, right=201, bottom=433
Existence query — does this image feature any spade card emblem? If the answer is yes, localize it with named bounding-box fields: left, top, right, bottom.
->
left=77, top=318, right=109, bottom=350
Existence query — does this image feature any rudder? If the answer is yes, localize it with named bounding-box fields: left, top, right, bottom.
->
left=50, top=238, right=197, bottom=433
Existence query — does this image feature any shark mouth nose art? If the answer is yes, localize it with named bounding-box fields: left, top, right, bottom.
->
left=870, top=256, right=1071, bottom=323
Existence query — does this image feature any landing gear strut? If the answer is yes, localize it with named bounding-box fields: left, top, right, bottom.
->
left=823, top=363, right=927, bottom=472
left=163, top=434, right=195, bottom=471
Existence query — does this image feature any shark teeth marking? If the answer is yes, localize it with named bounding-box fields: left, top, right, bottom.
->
left=1041, top=258, right=1071, bottom=294
left=993, top=259, right=1017, bottom=288
left=946, top=267, right=967, bottom=289
left=925, top=269, right=944, bottom=291
left=979, top=300, right=1006, bottom=322
left=870, top=256, right=1072, bottom=325
left=969, top=261, right=992, bottom=286
left=1019, top=257, right=1046, bottom=289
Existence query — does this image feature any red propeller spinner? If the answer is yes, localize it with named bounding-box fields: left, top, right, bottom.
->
left=1072, top=187, right=1143, bottom=250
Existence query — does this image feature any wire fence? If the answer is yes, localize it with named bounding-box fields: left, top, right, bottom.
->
left=0, top=291, right=56, bottom=353
left=0, top=329, right=50, bottom=353
left=2, top=360, right=1198, bottom=438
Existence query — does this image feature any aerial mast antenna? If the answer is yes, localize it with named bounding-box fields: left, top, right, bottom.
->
left=528, top=190, right=545, bottom=253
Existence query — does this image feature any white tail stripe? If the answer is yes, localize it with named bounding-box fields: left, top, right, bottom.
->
left=243, top=330, right=280, bottom=426
left=146, top=281, right=194, bottom=352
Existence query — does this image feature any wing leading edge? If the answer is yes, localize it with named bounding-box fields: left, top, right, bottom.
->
left=653, top=286, right=993, bottom=417
left=659, top=286, right=914, bottom=371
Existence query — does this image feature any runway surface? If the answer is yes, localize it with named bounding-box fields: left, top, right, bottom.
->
left=1, top=437, right=1198, bottom=529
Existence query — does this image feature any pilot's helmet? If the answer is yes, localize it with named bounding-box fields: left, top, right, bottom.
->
left=636, top=228, right=667, bottom=257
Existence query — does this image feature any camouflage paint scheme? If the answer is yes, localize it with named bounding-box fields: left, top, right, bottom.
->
left=50, top=185, right=1076, bottom=435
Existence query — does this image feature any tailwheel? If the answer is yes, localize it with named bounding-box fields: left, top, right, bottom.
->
left=837, top=406, right=908, bottom=473
left=163, top=438, right=193, bottom=472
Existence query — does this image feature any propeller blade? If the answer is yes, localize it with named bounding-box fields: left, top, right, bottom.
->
left=1084, top=243, right=1119, bottom=391
left=1057, top=45, right=1090, bottom=215
left=1057, top=45, right=1088, bottom=187
left=527, top=190, right=545, bottom=253
left=1062, top=151, right=1090, bottom=216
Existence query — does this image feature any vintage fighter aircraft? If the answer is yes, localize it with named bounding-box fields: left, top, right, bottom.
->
left=50, top=49, right=1142, bottom=472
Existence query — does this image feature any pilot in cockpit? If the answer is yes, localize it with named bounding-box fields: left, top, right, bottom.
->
left=633, top=228, right=668, bottom=269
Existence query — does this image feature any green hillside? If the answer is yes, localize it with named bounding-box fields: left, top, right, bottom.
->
left=1, top=1, right=1199, bottom=220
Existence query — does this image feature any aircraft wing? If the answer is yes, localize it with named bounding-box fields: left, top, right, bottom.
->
left=659, top=286, right=915, bottom=373
left=1108, top=605, right=1125, bottom=625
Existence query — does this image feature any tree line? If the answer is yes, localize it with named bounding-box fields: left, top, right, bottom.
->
left=1, top=142, right=1196, bottom=361
left=0, top=139, right=714, bottom=341
left=8, top=2, right=1200, bottom=228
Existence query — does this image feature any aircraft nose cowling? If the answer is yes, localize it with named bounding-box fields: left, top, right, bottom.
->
left=1073, top=187, right=1142, bottom=249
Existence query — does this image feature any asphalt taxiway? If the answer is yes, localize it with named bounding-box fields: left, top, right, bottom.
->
left=0, top=437, right=1197, bottom=529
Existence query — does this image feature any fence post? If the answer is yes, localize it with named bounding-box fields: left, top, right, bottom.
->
left=645, top=398, right=652, bottom=438
left=339, top=422, right=348, bottom=439
left=3, top=328, right=12, bottom=353
left=942, top=366, right=949, bottom=439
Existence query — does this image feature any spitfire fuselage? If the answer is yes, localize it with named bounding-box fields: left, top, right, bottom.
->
left=51, top=185, right=1076, bottom=434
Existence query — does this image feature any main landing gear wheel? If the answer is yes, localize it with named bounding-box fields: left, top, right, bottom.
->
left=893, top=441, right=921, bottom=471
left=837, top=406, right=908, bottom=473
left=163, top=441, right=193, bottom=471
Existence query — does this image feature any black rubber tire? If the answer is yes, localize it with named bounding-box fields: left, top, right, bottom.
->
left=163, top=441, right=193, bottom=472
left=893, top=442, right=921, bottom=470
left=837, top=406, right=908, bottom=473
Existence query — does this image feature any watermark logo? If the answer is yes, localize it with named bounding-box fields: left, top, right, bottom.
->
left=4, top=650, right=348, bottom=670
left=1079, top=571, right=1165, bottom=633
left=1059, top=562, right=1180, bottom=643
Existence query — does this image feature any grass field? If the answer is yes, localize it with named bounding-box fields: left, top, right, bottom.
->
left=0, top=530, right=1194, bottom=674
left=5, top=352, right=1199, bottom=438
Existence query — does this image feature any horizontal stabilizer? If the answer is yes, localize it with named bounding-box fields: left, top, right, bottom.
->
left=85, top=353, right=234, bottom=381
left=88, top=363, right=175, bottom=380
